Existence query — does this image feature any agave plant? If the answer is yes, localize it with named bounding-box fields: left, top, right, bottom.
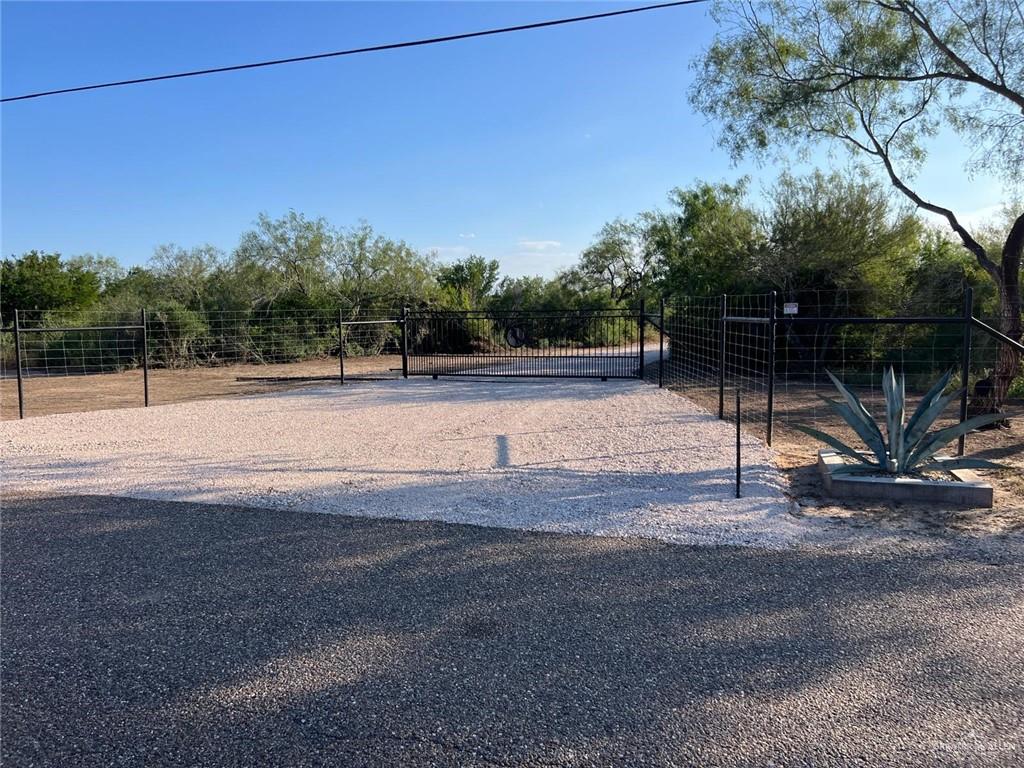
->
left=794, top=367, right=1006, bottom=476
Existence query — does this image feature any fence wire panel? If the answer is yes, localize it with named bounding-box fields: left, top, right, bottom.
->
left=407, top=309, right=643, bottom=378
left=661, top=287, right=1023, bottom=463
left=2, top=310, right=149, bottom=418
left=770, top=288, right=974, bottom=449
left=724, top=294, right=773, bottom=438
left=1, top=307, right=402, bottom=419
left=340, top=317, right=405, bottom=381
left=662, top=294, right=773, bottom=439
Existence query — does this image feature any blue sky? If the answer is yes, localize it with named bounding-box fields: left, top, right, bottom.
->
left=0, top=1, right=1011, bottom=277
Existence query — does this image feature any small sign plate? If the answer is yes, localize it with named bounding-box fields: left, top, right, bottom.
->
left=783, top=302, right=799, bottom=315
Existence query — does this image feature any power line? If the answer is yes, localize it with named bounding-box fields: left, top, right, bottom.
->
left=1, top=0, right=709, bottom=104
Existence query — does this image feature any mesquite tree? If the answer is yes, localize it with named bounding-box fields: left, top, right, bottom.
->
left=691, top=0, right=1023, bottom=409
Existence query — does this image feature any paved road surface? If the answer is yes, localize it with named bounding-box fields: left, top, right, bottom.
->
left=2, top=494, right=1022, bottom=767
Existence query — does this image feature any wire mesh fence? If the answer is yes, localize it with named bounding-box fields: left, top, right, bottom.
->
left=3, top=290, right=1021, bottom=454
left=0, top=306, right=406, bottom=418
left=659, top=288, right=1024, bottom=465
left=0, top=304, right=652, bottom=418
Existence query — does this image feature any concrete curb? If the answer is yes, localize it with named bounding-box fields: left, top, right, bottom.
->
left=818, top=450, right=993, bottom=508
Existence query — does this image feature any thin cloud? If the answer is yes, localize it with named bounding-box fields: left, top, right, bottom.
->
left=458, top=233, right=476, bottom=239
left=518, top=239, right=562, bottom=251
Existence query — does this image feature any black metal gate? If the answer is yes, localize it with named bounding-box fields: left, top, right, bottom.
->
left=406, top=308, right=645, bottom=379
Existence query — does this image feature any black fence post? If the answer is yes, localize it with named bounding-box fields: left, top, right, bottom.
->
left=637, top=299, right=646, bottom=379
left=735, top=388, right=741, bottom=499
left=401, top=307, right=410, bottom=379
left=141, top=308, right=149, bottom=407
left=718, top=294, right=727, bottom=419
left=958, top=286, right=974, bottom=456
left=658, top=297, right=665, bottom=388
left=338, top=309, right=345, bottom=385
left=14, top=309, right=24, bottom=420
left=766, top=291, right=777, bottom=446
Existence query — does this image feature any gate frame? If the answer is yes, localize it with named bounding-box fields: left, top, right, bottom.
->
left=337, top=315, right=408, bottom=384
left=404, top=307, right=646, bottom=380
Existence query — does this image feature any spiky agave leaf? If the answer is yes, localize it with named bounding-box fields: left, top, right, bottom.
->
left=790, top=423, right=877, bottom=466
left=904, top=369, right=954, bottom=444
left=817, top=373, right=889, bottom=466
left=917, top=457, right=1008, bottom=472
left=906, top=412, right=1011, bottom=470
left=903, top=387, right=965, bottom=460
left=881, top=367, right=905, bottom=472
left=815, top=395, right=889, bottom=464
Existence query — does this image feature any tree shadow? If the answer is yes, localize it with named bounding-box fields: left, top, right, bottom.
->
left=3, top=493, right=1022, bottom=766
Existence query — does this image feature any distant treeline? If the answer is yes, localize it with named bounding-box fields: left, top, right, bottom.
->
left=1, top=170, right=1018, bottom=383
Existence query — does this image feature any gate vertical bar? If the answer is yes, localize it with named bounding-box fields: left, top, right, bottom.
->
left=401, top=306, right=409, bottom=379
left=14, top=309, right=25, bottom=419
left=735, top=388, right=741, bottom=498
left=637, top=299, right=645, bottom=379
left=658, top=298, right=665, bottom=388
left=766, top=291, right=777, bottom=446
left=718, top=294, right=727, bottom=419
left=958, top=286, right=974, bottom=456
left=141, top=308, right=150, bottom=407
left=338, top=309, right=345, bottom=385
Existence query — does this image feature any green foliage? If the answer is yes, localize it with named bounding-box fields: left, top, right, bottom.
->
left=65, top=254, right=125, bottom=291
left=1, top=251, right=101, bottom=320
left=570, top=215, right=663, bottom=303
left=139, top=303, right=210, bottom=368
left=690, top=0, right=1023, bottom=183
left=760, top=171, right=921, bottom=307
left=102, top=267, right=165, bottom=306
left=794, top=367, right=1008, bottom=476
left=436, top=255, right=500, bottom=310
left=656, top=180, right=762, bottom=296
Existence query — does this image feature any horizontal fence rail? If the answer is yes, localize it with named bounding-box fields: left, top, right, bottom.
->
left=1, top=306, right=406, bottom=418
left=2, top=291, right=1020, bottom=439
left=406, top=307, right=645, bottom=379
left=660, top=288, right=1023, bottom=461
left=1, top=304, right=653, bottom=417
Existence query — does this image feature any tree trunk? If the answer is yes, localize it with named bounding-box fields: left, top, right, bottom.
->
left=970, top=214, right=1023, bottom=419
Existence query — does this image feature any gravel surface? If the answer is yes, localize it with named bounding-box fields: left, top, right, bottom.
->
left=3, top=493, right=1022, bottom=767
left=0, top=377, right=850, bottom=550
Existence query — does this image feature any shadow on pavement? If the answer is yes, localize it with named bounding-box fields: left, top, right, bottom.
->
left=2, top=494, right=1022, bottom=767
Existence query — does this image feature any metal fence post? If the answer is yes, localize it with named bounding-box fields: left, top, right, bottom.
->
left=735, top=388, right=741, bottom=498
left=401, top=307, right=410, bottom=379
left=637, top=298, right=646, bottom=379
left=718, top=294, right=727, bottom=419
left=338, top=309, right=345, bottom=385
left=766, top=291, right=777, bottom=446
left=14, top=309, right=24, bottom=419
left=141, top=308, right=149, bottom=407
left=658, top=297, right=665, bottom=388
left=958, top=286, right=974, bottom=456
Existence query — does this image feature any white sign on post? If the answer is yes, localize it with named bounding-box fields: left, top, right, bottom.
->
left=783, top=302, right=799, bottom=315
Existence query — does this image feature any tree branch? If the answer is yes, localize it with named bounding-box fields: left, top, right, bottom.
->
left=853, top=108, right=1000, bottom=278
left=879, top=0, right=1024, bottom=110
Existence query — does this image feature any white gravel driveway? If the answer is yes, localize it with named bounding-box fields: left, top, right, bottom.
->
left=2, top=378, right=837, bottom=548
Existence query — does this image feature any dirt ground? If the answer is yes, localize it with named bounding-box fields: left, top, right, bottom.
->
left=668, top=380, right=1024, bottom=538
left=772, top=421, right=1024, bottom=537
left=1, top=356, right=402, bottom=421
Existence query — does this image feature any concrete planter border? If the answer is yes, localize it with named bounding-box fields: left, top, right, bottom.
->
left=817, top=450, right=993, bottom=508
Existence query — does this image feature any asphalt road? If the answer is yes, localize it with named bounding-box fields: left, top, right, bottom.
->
left=2, top=493, right=1022, bottom=767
